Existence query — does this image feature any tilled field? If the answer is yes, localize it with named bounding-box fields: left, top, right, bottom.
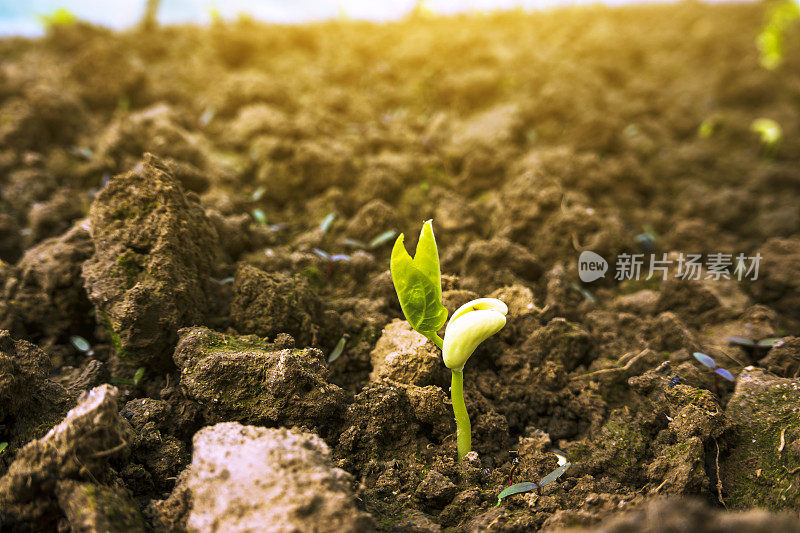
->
left=1, top=2, right=800, bottom=531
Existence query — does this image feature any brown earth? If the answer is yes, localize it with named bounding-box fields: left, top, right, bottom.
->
left=1, top=2, right=800, bottom=531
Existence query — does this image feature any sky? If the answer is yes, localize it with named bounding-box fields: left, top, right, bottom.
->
left=0, top=0, right=658, bottom=36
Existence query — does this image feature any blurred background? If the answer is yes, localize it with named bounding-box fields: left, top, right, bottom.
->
left=0, top=0, right=729, bottom=36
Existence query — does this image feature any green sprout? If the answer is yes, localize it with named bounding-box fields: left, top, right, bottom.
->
left=109, top=366, right=146, bottom=387
left=497, top=451, right=571, bottom=505
left=252, top=208, right=268, bottom=226
left=693, top=352, right=735, bottom=395
left=727, top=335, right=784, bottom=358
left=0, top=442, right=7, bottom=455
left=698, top=117, right=717, bottom=139
left=70, top=335, right=91, bottom=353
left=320, top=213, right=336, bottom=233
left=756, top=0, right=800, bottom=70
left=328, top=336, right=347, bottom=363
left=751, top=118, right=782, bottom=155
left=391, top=221, right=508, bottom=460
left=37, top=7, right=78, bottom=29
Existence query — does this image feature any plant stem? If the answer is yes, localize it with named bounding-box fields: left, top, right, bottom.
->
left=451, top=370, right=471, bottom=461
left=432, top=334, right=444, bottom=350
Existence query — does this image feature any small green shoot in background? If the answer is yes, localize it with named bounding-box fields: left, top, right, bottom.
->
left=693, top=352, right=735, bottom=395
left=70, top=335, right=91, bottom=353
left=497, top=451, right=571, bottom=505
left=328, top=336, right=347, bottom=363
left=110, top=367, right=146, bottom=387
left=751, top=118, right=782, bottom=155
left=252, top=208, right=268, bottom=226
left=37, top=7, right=77, bottom=29
left=757, top=0, right=800, bottom=70
left=320, top=213, right=336, bottom=233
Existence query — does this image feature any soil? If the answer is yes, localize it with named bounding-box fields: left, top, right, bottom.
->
left=1, top=2, right=800, bottom=531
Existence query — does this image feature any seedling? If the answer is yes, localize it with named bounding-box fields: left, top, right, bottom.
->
left=250, top=185, right=265, bottom=201
left=693, top=352, right=735, bottom=394
left=252, top=208, right=268, bottom=226
left=727, top=336, right=784, bottom=359
left=312, top=249, right=351, bottom=280
left=343, top=230, right=398, bottom=250
left=328, top=336, right=347, bottom=363
left=497, top=451, right=571, bottom=505
left=391, top=221, right=508, bottom=460
left=37, top=8, right=78, bottom=29
left=570, top=282, right=596, bottom=303
left=750, top=118, right=782, bottom=155
left=320, top=213, right=336, bottom=233
left=0, top=442, right=7, bottom=455
left=635, top=224, right=659, bottom=253
left=698, top=117, right=717, bottom=139
left=756, top=0, right=800, bottom=70
left=70, top=335, right=92, bottom=353
left=109, top=366, right=146, bottom=387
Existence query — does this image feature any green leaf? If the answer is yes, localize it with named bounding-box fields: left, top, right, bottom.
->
left=369, top=230, right=397, bottom=248
left=0, top=442, right=7, bottom=455
left=497, top=482, right=539, bottom=505
left=757, top=337, right=784, bottom=347
left=727, top=336, right=755, bottom=348
left=391, top=222, right=448, bottom=344
left=413, top=221, right=442, bottom=302
left=132, top=367, right=146, bottom=386
left=496, top=462, right=571, bottom=506
left=539, top=462, right=571, bottom=487
left=328, top=336, right=347, bottom=363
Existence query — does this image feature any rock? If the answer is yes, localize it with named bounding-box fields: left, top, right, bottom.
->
left=254, top=138, right=355, bottom=205
left=68, top=39, right=144, bottom=108
left=0, top=84, right=86, bottom=151
left=206, top=210, right=268, bottom=260
left=231, top=263, right=335, bottom=347
left=489, top=285, right=540, bottom=318
left=181, top=422, right=373, bottom=532
left=336, top=382, right=451, bottom=471
left=613, top=290, right=658, bottom=316
left=646, top=312, right=699, bottom=353
left=460, top=237, right=541, bottom=290
left=750, top=238, right=800, bottom=316
left=656, top=279, right=723, bottom=326
left=68, top=359, right=110, bottom=393
left=345, top=199, right=400, bottom=242
left=0, top=213, right=22, bottom=262
left=82, top=154, right=222, bottom=367
left=0, top=330, right=51, bottom=420
left=554, top=496, right=800, bottom=532
left=520, top=318, right=595, bottom=371
left=721, top=367, right=800, bottom=510
left=27, top=188, right=86, bottom=244
left=95, top=104, right=211, bottom=173
left=0, top=330, right=74, bottom=450
left=544, top=263, right=590, bottom=321
left=416, top=471, right=457, bottom=507
left=370, top=320, right=446, bottom=386
left=55, top=480, right=145, bottom=533
left=0, top=223, right=94, bottom=346
left=229, top=103, right=291, bottom=144
left=173, top=327, right=347, bottom=433
left=759, top=337, right=800, bottom=378
left=121, top=398, right=190, bottom=492
left=0, top=385, right=131, bottom=529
